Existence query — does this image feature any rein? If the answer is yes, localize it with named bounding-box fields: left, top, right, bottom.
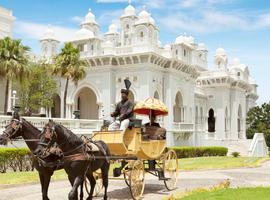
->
left=63, top=143, right=85, bottom=156
left=10, top=138, right=40, bottom=142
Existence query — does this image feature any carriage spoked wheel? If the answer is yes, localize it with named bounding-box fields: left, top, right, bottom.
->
left=163, top=149, right=178, bottom=191
left=123, top=168, right=130, bottom=186
left=84, top=170, right=103, bottom=197
left=129, top=160, right=145, bottom=200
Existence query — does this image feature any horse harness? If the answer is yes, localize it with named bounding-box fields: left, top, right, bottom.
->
left=62, top=140, right=109, bottom=163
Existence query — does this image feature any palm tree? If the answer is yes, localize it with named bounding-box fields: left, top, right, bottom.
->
left=0, top=37, right=30, bottom=114
left=52, top=42, right=87, bottom=118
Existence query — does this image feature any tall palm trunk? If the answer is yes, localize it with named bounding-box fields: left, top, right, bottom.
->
left=4, top=79, right=10, bottom=115
left=63, top=77, right=69, bottom=118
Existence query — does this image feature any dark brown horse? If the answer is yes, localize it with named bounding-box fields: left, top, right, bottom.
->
left=0, top=115, right=83, bottom=200
left=35, top=119, right=110, bottom=200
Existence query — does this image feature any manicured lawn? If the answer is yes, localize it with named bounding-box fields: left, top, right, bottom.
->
left=0, top=157, right=268, bottom=185
left=179, top=187, right=270, bottom=200
left=179, top=156, right=269, bottom=171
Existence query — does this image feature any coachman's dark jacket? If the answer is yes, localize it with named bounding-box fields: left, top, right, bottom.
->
left=112, top=99, right=134, bottom=121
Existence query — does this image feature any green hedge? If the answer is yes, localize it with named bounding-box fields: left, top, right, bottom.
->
left=0, top=148, right=34, bottom=173
left=169, top=146, right=228, bottom=158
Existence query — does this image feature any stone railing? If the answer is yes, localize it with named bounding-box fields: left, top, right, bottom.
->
left=0, top=115, right=103, bottom=135
left=172, top=122, right=194, bottom=132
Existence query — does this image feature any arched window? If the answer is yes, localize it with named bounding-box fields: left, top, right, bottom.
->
left=208, top=108, right=215, bottom=132
left=173, top=92, right=183, bottom=122
left=154, top=91, right=159, bottom=99
left=184, top=49, right=187, bottom=57
left=76, top=87, right=99, bottom=119
left=140, top=31, right=144, bottom=42
left=51, top=94, right=61, bottom=118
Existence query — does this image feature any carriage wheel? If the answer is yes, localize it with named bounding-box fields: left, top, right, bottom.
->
left=129, top=160, right=145, bottom=200
left=84, top=171, right=103, bottom=197
left=163, top=149, right=178, bottom=191
left=123, top=169, right=130, bottom=186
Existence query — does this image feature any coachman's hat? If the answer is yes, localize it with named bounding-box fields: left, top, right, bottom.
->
left=121, top=79, right=131, bottom=95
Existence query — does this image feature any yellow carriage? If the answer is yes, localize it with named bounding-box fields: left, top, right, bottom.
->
left=84, top=97, right=178, bottom=199
left=89, top=120, right=178, bottom=200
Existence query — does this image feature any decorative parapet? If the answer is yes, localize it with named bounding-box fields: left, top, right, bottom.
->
left=83, top=52, right=200, bottom=79
left=0, top=115, right=103, bottom=134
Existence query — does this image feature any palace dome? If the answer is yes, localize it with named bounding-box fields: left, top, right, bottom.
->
left=106, top=24, right=118, bottom=34
left=72, top=28, right=95, bottom=41
left=82, top=8, right=98, bottom=25
left=122, top=4, right=136, bottom=17
left=215, top=47, right=226, bottom=56
left=41, top=26, right=58, bottom=41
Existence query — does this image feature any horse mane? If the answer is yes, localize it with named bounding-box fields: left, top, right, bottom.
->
left=55, top=122, right=83, bottom=145
left=21, top=118, right=42, bottom=136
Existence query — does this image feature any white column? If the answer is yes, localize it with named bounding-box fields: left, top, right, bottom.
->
left=215, top=108, right=225, bottom=140
left=66, top=104, right=70, bottom=119
left=231, top=102, right=238, bottom=140
left=97, top=102, right=104, bottom=120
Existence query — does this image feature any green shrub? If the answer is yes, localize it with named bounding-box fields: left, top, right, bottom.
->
left=231, top=152, right=240, bottom=157
left=0, top=148, right=33, bottom=173
left=169, top=146, right=228, bottom=158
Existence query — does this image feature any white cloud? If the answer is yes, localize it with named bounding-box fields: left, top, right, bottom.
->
left=71, top=16, right=84, bottom=24
left=255, top=13, right=270, bottom=28
left=203, top=11, right=248, bottom=29
left=159, top=9, right=270, bottom=34
left=14, top=20, right=76, bottom=42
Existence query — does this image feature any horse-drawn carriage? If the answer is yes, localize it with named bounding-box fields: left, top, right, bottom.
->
left=0, top=97, right=178, bottom=200
left=89, top=118, right=178, bottom=200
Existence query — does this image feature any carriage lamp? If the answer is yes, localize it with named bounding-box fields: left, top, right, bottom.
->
left=73, top=110, right=80, bottom=119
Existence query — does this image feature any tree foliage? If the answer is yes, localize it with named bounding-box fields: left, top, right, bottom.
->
left=15, top=62, right=57, bottom=115
left=246, top=102, right=270, bottom=147
left=52, top=42, right=88, bottom=117
left=0, top=37, right=30, bottom=114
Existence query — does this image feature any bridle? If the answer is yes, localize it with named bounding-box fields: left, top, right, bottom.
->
left=2, top=119, right=23, bottom=141
left=39, top=124, right=57, bottom=148
left=41, top=123, right=85, bottom=156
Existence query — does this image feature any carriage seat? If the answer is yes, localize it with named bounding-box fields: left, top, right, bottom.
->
left=143, top=126, right=166, bottom=140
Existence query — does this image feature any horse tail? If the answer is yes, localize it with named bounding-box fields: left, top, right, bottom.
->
left=97, top=140, right=110, bottom=156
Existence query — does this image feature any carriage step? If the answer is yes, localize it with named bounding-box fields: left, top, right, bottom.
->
left=157, top=170, right=170, bottom=181
left=159, top=177, right=170, bottom=181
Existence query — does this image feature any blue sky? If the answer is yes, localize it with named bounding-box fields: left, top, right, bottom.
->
left=1, top=0, right=270, bottom=104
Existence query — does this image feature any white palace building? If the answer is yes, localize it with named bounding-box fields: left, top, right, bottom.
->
left=0, top=4, right=268, bottom=156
